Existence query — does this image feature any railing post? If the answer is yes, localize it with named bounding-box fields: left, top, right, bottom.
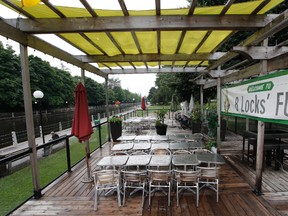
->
left=65, top=136, right=71, bottom=172
left=98, top=124, right=102, bottom=148
left=59, top=122, right=62, bottom=131
left=12, top=131, right=18, bottom=146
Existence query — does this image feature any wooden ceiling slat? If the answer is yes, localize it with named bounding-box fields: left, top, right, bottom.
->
left=129, top=62, right=136, bottom=69
left=118, top=0, right=129, bottom=16
left=144, top=62, right=148, bottom=69
left=194, top=31, right=212, bottom=53
left=80, top=33, right=106, bottom=55
left=2, top=0, right=35, bottom=19
left=220, top=0, right=235, bottom=15
left=188, top=0, right=197, bottom=15
left=79, top=0, right=98, bottom=17
left=251, top=0, right=271, bottom=15
left=175, top=31, right=186, bottom=54
left=106, top=32, right=126, bottom=55
left=115, top=62, right=124, bottom=69
left=131, top=31, right=143, bottom=54
left=155, top=0, right=160, bottom=16
left=41, top=0, right=66, bottom=18
left=56, top=34, right=89, bottom=55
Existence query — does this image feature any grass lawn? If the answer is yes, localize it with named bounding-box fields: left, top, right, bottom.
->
left=0, top=125, right=108, bottom=216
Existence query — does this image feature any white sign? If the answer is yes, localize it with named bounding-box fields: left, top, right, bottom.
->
left=221, top=70, right=288, bottom=124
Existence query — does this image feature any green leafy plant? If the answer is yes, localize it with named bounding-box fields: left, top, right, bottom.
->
left=205, top=102, right=218, bottom=137
left=155, top=108, right=168, bottom=126
left=108, top=115, right=122, bottom=124
left=191, top=103, right=202, bottom=122
left=206, top=138, right=217, bottom=150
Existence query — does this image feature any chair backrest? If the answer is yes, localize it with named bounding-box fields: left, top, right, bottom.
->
left=191, top=149, right=213, bottom=154
left=174, top=169, right=200, bottom=183
left=111, top=151, right=129, bottom=156
left=191, top=133, right=204, bottom=141
left=93, top=170, right=119, bottom=185
left=121, top=170, right=147, bottom=183
left=173, top=150, right=191, bottom=155
left=150, top=148, right=171, bottom=155
left=131, top=151, right=148, bottom=155
left=148, top=170, right=171, bottom=183
left=198, top=166, right=220, bottom=179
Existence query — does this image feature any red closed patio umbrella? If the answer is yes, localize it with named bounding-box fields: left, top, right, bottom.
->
left=71, top=82, right=94, bottom=182
left=141, top=96, right=146, bottom=110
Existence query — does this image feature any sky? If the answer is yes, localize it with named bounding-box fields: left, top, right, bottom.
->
left=0, top=0, right=188, bottom=96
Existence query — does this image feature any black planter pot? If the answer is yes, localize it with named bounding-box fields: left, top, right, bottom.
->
left=155, top=124, right=168, bottom=135
left=110, top=122, right=122, bottom=141
left=192, top=121, right=202, bottom=134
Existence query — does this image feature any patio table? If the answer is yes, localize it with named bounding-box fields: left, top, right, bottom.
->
left=111, top=143, right=134, bottom=152
left=187, top=141, right=204, bottom=149
left=148, top=155, right=171, bottom=169
left=169, top=142, right=191, bottom=151
left=125, top=155, right=152, bottom=171
left=196, top=152, right=225, bottom=167
left=132, top=142, right=151, bottom=152
left=151, top=135, right=169, bottom=141
left=150, top=142, right=170, bottom=150
left=117, top=135, right=136, bottom=141
left=134, top=135, right=152, bottom=142
left=96, top=155, right=129, bottom=170
left=172, top=154, right=200, bottom=170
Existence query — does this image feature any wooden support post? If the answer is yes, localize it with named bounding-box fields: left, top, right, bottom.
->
left=20, top=44, right=41, bottom=198
left=217, top=77, right=221, bottom=152
left=105, top=78, right=111, bottom=141
left=254, top=121, right=265, bottom=195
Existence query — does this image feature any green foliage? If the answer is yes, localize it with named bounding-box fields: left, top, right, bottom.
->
left=206, top=139, right=217, bottom=150
left=205, top=102, right=218, bottom=138
left=108, top=115, right=123, bottom=124
left=191, top=103, right=202, bottom=122
left=0, top=43, right=140, bottom=111
left=155, top=108, right=168, bottom=125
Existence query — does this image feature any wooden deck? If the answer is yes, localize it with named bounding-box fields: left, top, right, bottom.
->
left=11, top=129, right=288, bottom=216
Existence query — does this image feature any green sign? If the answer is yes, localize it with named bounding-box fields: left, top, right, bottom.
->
left=247, top=81, right=274, bottom=93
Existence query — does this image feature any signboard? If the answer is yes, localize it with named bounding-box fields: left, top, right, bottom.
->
left=221, top=70, right=288, bottom=125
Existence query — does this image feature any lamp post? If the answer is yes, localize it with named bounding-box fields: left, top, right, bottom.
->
left=133, top=98, right=135, bottom=108
left=33, top=90, right=45, bottom=144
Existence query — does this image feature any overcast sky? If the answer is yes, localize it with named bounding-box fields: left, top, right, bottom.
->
left=0, top=0, right=188, bottom=96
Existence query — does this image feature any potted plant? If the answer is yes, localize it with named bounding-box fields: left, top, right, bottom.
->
left=205, top=102, right=227, bottom=141
left=206, top=138, right=217, bottom=153
left=109, top=115, right=122, bottom=141
left=191, top=103, right=202, bottom=134
left=155, top=108, right=168, bottom=135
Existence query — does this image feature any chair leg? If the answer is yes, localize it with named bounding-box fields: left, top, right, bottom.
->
left=94, top=188, right=98, bottom=211
left=196, top=184, right=199, bottom=207
left=123, top=183, right=126, bottom=206
left=176, top=183, right=179, bottom=206
left=168, top=182, right=171, bottom=206
left=149, top=182, right=151, bottom=206
left=141, top=183, right=145, bottom=207
left=117, top=184, right=121, bottom=207
left=216, top=180, right=219, bottom=202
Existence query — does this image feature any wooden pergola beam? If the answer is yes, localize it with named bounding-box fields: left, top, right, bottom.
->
left=75, top=52, right=226, bottom=63
left=5, top=15, right=277, bottom=33
left=101, top=67, right=207, bottom=74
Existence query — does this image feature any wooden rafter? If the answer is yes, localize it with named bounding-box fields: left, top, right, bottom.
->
left=7, top=15, right=277, bottom=33
left=79, top=0, right=98, bottom=17
left=118, top=0, right=129, bottom=16
left=106, top=32, right=125, bottom=55
left=74, top=52, right=226, bottom=63
left=188, top=0, right=197, bottom=15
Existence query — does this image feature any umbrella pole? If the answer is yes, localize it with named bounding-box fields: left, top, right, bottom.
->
left=81, top=140, right=93, bottom=183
